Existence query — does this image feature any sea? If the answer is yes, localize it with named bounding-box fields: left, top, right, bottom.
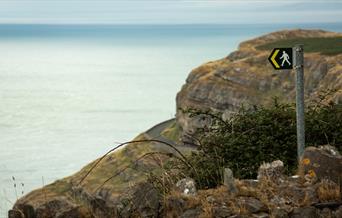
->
left=0, top=23, right=341, bottom=216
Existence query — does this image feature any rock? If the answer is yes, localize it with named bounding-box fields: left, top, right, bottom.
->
left=257, top=160, right=284, bottom=183
left=213, top=206, right=232, bottom=217
left=89, top=197, right=113, bottom=218
left=300, top=146, right=342, bottom=188
left=271, top=208, right=289, bottom=218
left=333, top=206, right=342, bottom=218
left=320, top=208, right=332, bottom=218
left=8, top=210, right=24, bottom=218
left=278, top=184, right=307, bottom=206
left=239, top=179, right=259, bottom=188
left=228, top=215, right=249, bottom=218
left=164, top=196, right=186, bottom=216
left=15, top=204, right=35, bottom=218
left=224, top=168, right=238, bottom=194
left=290, top=206, right=319, bottom=218
left=238, top=197, right=267, bottom=213
left=122, top=182, right=161, bottom=218
left=252, top=212, right=269, bottom=218
left=35, top=197, right=77, bottom=218
left=180, top=207, right=202, bottom=218
left=206, top=196, right=216, bottom=203
left=56, top=206, right=90, bottom=218
left=176, top=178, right=197, bottom=196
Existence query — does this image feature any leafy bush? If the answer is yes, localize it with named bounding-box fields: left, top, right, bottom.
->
left=180, top=98, right=342, bottom=189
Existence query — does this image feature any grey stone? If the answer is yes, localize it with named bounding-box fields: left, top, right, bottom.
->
left=224, top=168, right=238, bottom=194
left=206, top=196, right=215, bottom=203
left=181, top=207, right=201, bottom=218
left=213, top=206, right=232, bottom=218
left=271, top=208, right=289, bottom=218
left=176, top=178, right=197, bottom=196
left=238, top=197, right=266, bottom=213
left=252, top=212, right=270, bottom=218
left=290, top=206, right=319, bottom=218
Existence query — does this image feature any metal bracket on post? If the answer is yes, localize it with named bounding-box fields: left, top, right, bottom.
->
left=293, top=45, right=305, bottom=161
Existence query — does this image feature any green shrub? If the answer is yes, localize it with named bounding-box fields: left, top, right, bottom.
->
left=180, top=98, right=342, bottom=189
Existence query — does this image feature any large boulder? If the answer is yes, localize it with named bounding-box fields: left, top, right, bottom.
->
left=300, top=145, right=342, bottom=187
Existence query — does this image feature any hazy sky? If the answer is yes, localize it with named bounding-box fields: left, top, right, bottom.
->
left=0, top=0, right=341, bottom=24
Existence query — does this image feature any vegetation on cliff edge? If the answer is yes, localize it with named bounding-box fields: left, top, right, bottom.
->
left=175, top=94, right=342, bottom=189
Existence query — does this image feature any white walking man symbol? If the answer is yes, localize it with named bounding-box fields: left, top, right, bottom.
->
left=280, top=51, right=291, bottom=67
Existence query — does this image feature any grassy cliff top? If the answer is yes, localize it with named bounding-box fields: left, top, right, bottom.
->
left=256, top=36, right=342, bottom=55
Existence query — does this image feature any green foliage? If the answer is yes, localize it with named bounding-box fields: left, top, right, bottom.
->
left=181, top=98, right=342, bottom=189
left=256, top=37, right=342, bottom=55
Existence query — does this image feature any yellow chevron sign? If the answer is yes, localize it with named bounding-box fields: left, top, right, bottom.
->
left=268, top=48, right=293, bottom=70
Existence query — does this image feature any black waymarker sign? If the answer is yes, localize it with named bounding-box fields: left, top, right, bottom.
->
left=268, top=48, right=293, bottom=70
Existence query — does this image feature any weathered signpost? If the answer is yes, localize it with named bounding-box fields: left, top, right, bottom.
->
left=268, top=45, right=305, bottom=161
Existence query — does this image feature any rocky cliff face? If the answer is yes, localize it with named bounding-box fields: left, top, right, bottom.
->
left=176, top=29, right=342, bottom=141
left=10, top=29, right=342, bottom=217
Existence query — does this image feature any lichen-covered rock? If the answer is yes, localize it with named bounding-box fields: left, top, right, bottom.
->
left=300, top=145, right=342, bottom=188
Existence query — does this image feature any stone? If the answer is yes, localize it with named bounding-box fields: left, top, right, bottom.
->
left=35, top=197, right=76, bottom=218
left=290, top=206, right=319, bottom=218
left=8, top=210, right=24, bottom=218
left=252, top=212, right=270, bottom=218
left=176, top=178, right=197, bottom=196
left=238, top=197, right=266, bottom=214
left=300, top=146, right=342, bottom=188
left=56, top=207, right=88, bottom=218
left=124, top=182, right=161, bottom=218
left=239, top=179, right=259, bottom=188
left=206, top=196, right=216, bottom=203
left=333, top=205, right=342, bottom=218
left=271, top=208, right=289, bottom=218
left=180, top=207, right=202, bottom=218
left=257, top=160, right=284, bottom=183
left=16, top=204, right=35, bottom=218
left=224, top=168, right=238, bottom=194
left=320, top=208, right=332, bottom=218
left=213, top=206, right=232, bottom=218
left=164, top=196, right=186, bottom=216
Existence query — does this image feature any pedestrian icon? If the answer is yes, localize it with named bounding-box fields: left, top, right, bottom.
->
left=268, top=48, right=293, bottom=70
left=280, top=51, right=291, bottom=67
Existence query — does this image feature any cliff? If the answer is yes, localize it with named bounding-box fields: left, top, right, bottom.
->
left=10, top=29, right=342, bottom=218
left=176, top=29, right=342, bottom=140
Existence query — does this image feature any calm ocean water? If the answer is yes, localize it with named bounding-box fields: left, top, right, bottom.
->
left=0, top=23, right=341, bottom=215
